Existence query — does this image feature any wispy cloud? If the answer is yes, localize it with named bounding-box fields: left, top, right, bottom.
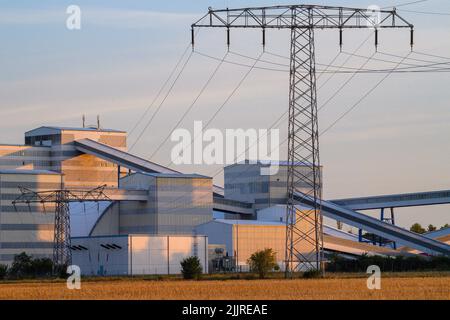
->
left=0, top=7, right=198, bottom=28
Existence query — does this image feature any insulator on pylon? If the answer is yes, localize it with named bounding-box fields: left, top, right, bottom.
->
left=375, top=29, right=379, bottom=51
left=262, top=28, right=266, bottom=48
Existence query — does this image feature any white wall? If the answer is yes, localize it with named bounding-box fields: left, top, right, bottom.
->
left=71, top=235, right=129, bottom=276
left=72, top=234, right=208, bottom=276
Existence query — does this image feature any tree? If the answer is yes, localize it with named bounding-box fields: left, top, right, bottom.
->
left=440, top=224, right=449, bottom=230
left=180, top=256, right=203, bottom=280
left=247, top=248, right=277, bottom=279
left=31, top=258, right=53, bottom=277
left=8, top=252, right=53, bottom=279
left=0, top=264, right=7, bottom=280
left=427, top=224, right=437, bottom=232
left=410, top=223, right=426, bottom=234
left=9, top=252, right=33, bottom=278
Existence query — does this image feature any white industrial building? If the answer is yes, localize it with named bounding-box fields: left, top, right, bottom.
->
left=71, top=234, right=208, bottom=276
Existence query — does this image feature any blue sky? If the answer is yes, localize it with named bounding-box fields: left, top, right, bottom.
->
left=0, top=0, right=449, bottom=228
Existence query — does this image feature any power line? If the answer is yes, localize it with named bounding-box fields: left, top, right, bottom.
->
left=246, top=51, right=409, bottom=158
left=149, top=51, right=265, bottom=214
left=167, top=51, right=264, bottom=168
left=195, top=50, right=288, bottom=72
left=197, top=50, right=450, bottom=74
left=343, top=51, right=450, bottom=69
left=129, top=50, right=194, bottom=152
left=206, top=52, right=422, bottom=193
left=341, top=51, right=450, bottom=72
left=315, top=34, right=372, bottom=91
left=231, top=49, right=376, bottom=73
left=382, top=0, right=430, bottom=9
left=205, top=40, right=380, bottom=180
left=148, top=51, right=229, bottom=161
left=127, top=42, right=192, bottom=139
left=414, top=50, right=450, bottom=61
left=229, top=50, right=289, bottom=68
left=206, top=107, right=289, bottom=179
left=398, top=9, right=450, bottom=15
left=320, top=52, right=412, bottom=136
left=319, top=52, right=377, bottom=112
left=205, top=50, right=347, bottom=179
left=378, top=50, right=450, bottom=65
left=268, top=49, right=450, bottom=73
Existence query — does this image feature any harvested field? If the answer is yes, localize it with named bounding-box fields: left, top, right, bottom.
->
left=0, top=273, right=449, bottom=300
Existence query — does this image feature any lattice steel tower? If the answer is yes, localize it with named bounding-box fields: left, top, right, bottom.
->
left=192, top=4, right=413, bottom=277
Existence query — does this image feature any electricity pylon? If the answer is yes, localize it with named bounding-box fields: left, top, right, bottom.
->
left=13, top=185, right=110, bottom=273
left=191, top=4, right=414, bottom=277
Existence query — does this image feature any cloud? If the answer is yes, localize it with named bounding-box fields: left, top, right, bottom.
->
left=0, top=6, right=198, bottom=28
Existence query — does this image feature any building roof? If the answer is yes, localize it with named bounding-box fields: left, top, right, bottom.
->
left=25, top=126, right=126, bottom=135
left=225, top=160, right=321, bottom=168
left=0, top=144, right=49, bottom=148
left=72, top=234, right=207, bottom=239
left=135, top=172, right=211, bottom=179
left=212, top=219, right=285, bottom=226
left=0, top=169, right=61, bottom=175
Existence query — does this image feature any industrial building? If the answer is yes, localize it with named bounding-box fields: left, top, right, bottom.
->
left=0, top=169, right=60, bottom=262
left=224, top=161, right=322, bottom=210
left=71, top=234, right=208, bottom=276
left=0, top=124, right=449, bottom=274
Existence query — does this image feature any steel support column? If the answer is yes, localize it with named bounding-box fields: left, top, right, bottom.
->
left=285, top=8, right=323, bottom=277
left=53, top=190, right=72, bottom=271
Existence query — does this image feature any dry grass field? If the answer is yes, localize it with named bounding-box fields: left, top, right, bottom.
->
left=0, top=273, right=449, bottom=300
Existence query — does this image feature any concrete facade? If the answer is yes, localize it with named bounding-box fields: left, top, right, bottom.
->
left=224, top=161, right=323, bottom=210
left=90, top=172, right=213, bottom=236
left=0, top=145, right=52, bottom=171
left=25, top=126, right=127, bottom=188
left=0, top=170, right=62, bottom=265
left=195, top=219, right=286, bottom=270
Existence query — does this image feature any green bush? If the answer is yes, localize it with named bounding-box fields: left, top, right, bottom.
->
left=180, top=256, right=203, bottom=280
left=8, top=252, right=53, bottom=279
left=247, top=248, right=278, bottom=279
left=31, top=258, right=53, bottom=277
left=0, top=264, right=8, bottom=280
left=410, top=223, right=426, bottom=234
left=9, top=252, right=33, bottom=278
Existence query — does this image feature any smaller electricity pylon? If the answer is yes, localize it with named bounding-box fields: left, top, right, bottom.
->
left=12, top=185, right=110, bottom=273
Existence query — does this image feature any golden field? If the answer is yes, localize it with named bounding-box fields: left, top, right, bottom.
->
left=0, top=273, right=449, bottom=300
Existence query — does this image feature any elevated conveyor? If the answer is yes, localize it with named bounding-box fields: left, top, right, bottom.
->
left=295, top=192, right=450, bottom=256
left=330, top=190, right=450, bottom=210
left=73, top=139, right=225, bottom=196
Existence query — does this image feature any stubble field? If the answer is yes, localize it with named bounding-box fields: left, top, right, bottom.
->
left=0, top=273, right=449, bottom=300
